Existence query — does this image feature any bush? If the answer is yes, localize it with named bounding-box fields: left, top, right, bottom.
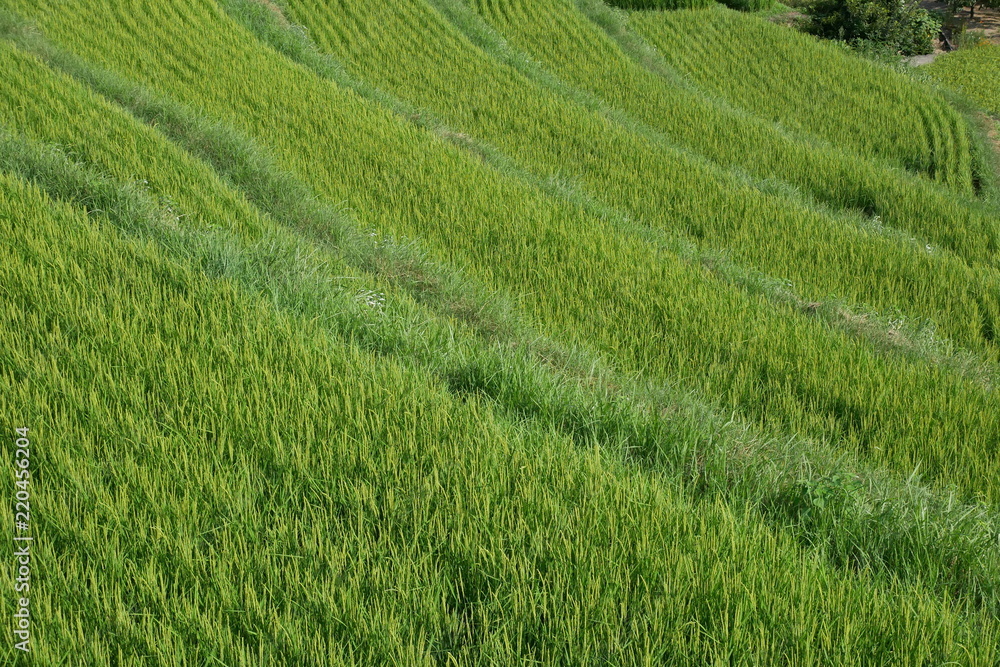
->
left=807, top=0, right=942, bottom=55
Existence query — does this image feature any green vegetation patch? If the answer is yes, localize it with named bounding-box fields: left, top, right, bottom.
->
left=605, top=0, right=770, bottom=11
left=806, top=0, right=941, bottom=56
left=928, top=44, right=1000, bottom=116
left=3, top=0, right=1000, bottom=661
left=13, top=0, right=1000, bottom=499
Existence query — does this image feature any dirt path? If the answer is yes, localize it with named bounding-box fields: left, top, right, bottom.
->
left=766, top=10, right=806, bottom=28
left=921, top=0, right=1000, bottom=46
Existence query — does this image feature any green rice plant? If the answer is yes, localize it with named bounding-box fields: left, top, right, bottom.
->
left=628, top=5, right=994, bottom=185
left=517, top=0, right=987, bottom=212
left=470, top=0, right=970, bottom=193
left=7, top=0, right=1000, bottom=503
left=927, top=44, right=1000, bottom=116
left=5, top=63, right=999, bottom=620
left=452, top=0, right=998, bottom=265
left=3, top=8, right=1000, bottom=657
left=270, top=0, right=1000, bottom=356
left=3, top=174, right=1000, bottom=663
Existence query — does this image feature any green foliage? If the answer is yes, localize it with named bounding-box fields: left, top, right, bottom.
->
left=774, top=471, right=867, bottom=526
left=908, top=5, right=946, bottom=52
left=807, top=0, right=943, bottom=55
left=954, top=26, right=992, bottom=50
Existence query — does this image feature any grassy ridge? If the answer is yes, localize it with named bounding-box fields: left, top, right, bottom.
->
left=6, top=0, right=1000, bottom=501
left=2, top=76, right=1000, bottom=667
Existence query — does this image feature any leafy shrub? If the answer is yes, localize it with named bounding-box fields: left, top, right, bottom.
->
left=807, top=0, right=942, bottom=55
left=771, top=472, right=866, bottom=529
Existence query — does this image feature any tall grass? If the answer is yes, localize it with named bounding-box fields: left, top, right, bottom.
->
left=6, top=0, right=1000, bottom=502
left=1, top=32, right=998, bottom=618
left=4, top=144, right=1000, bottom=665
left=2, top=5, right=1000, bottom=659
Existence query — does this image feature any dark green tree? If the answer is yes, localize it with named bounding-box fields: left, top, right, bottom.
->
left=808, top=0, right=942, bottom=55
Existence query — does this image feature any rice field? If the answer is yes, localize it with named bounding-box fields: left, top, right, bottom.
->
left=6, top=0, right=1000, bottom=498
left=628, top=5, right=989, bottom=182
left=463, top=0, right=993, bottom=208
left=2, top=0, right=1000, bottom=662
left=927, top=44, right=1000, bottom=117
left=274, top=0, right=1000, bottom=343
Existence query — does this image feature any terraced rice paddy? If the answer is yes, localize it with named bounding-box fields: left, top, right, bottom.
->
left=1, top=0, right=999, bottom=662
left=630, top=6, right=982, bottom=180
left=928, top=43, right=1000, bottom=116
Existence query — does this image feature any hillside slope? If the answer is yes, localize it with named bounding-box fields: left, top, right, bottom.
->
left=6, top=0, right=1000, bottom=498
left=2, top=0, right=1000, bottom=663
